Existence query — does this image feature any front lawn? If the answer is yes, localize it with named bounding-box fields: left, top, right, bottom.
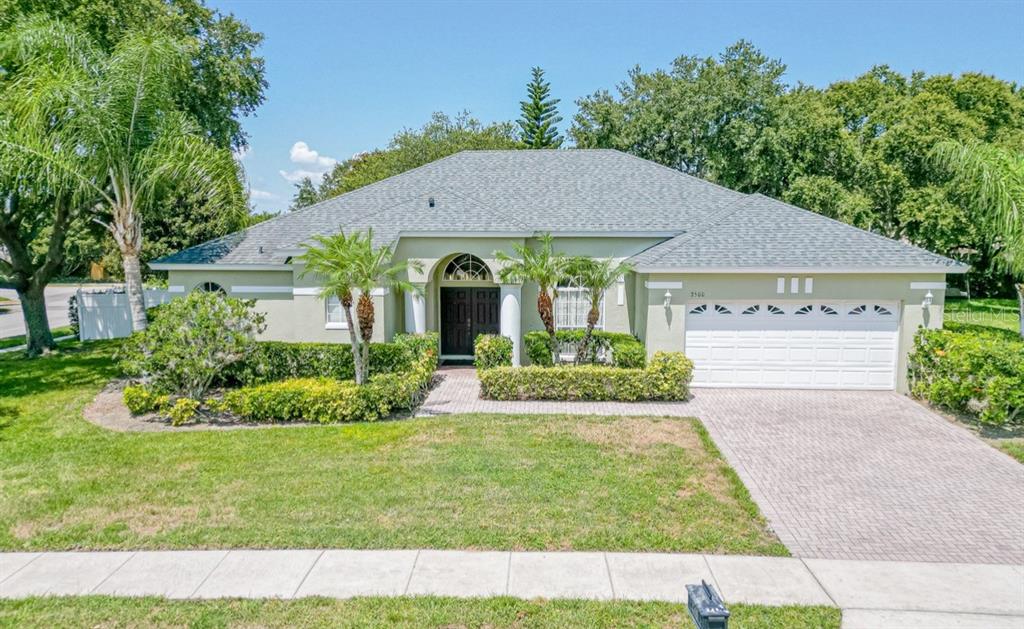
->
left=0, top=325, right=75, bottom=350
left=0, top=597, right=840, bottom=629
left=0, top=342, right=785, bottom=555
left=995, top=439, right=1024, bottom=464
left=945, top=297, right=1020, bottom=333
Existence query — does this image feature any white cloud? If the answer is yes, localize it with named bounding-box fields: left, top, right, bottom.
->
left=280, top=141, right=336, bottom=184
left=249, top=188, right=276, bottom=200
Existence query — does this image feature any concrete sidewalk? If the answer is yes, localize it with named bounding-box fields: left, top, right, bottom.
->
left=2, top=550, right=1022, bottom=627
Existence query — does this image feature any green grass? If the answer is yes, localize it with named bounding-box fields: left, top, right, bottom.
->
left=0, top=597, right=840, bottom=629
left=945, top=297, right=1020, bottom=333
left=995, top=440, right=1024, bottom=464
left=0, top=326, right=75, bottom=350
left=0, top=342, right=785, bottom=555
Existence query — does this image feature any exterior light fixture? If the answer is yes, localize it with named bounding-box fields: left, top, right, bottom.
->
left=663, top=290, right=673, bottom=307
left=923, top=291, right=933, bottom=308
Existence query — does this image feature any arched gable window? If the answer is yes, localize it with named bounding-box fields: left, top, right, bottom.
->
left=196, top=281, right=225, bottom=295
left=443, top=254, right=492, bottom=281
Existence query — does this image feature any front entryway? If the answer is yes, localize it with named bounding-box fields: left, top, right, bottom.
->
left=440, top=286, right=500, bottom=356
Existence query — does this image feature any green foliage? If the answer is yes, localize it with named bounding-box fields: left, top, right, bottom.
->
left=312, top=112, right=520, bottom=202
left=480, top=351, right=692, bottom=401
left=289, top=177, right=320, bottom=211
left=122, top=385, right=168, bottom=415
left=474, top=334, right=513, bottom=371
left=167, top=397, right=200, bottom=426
left=117, top=292, right=266, bottom=399
left=909, top=325, right=1024, bottom=426
left=523, top=329, right=645, bottom=368
left=517, top=67, right=563, bottom=148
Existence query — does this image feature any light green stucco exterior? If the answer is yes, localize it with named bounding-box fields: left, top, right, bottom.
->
left=167, top=236, right=952, bottom=393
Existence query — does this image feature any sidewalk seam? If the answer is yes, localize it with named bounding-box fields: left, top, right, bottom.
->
left=188, top=550, right=230, bottom=598
left=292, top=550, right=324, bottom=598
left=603, top=553, right=616, bottom=599
left=0, top=553, right=44, bottom=586
left=504, top=552, right=511, bottom=595
left=403, top=550, right=420, bottom=595
left=88, top=552, right=136, bottom=594
left=799, top=557, right=839, bottom=608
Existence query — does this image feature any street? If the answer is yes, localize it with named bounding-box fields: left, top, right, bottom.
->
left=0, top=284, right=119, bottom=339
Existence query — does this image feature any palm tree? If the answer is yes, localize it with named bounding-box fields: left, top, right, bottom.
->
left=495, top=233, right=569, bottom=358
left=932, top=141, right=1023, bottom=336
left=298, top=230, right=422, bottom=385
left=565, top=257, right=633, bottom=364
left=0, top=17, right=244, bottom=332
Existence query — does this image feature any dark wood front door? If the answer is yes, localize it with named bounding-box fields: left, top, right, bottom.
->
left=441, top=287, right=500, bottom=355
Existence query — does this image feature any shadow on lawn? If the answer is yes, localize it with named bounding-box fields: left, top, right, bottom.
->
left=0, top=342, right=118, bottom=400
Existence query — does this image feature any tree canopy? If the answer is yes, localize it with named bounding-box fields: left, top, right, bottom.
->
left=292, top=112, right=520, bottom=210
left=517, top=67, right=564, bottom=148
left=572, top=43, right=1024, bottom=295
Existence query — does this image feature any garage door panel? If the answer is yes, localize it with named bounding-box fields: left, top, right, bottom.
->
left=685, top=302, right=898, bottom=390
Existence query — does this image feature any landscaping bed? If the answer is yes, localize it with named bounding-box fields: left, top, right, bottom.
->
left=0, top=342, right=784, bottom=555
left=0, top=597, right=841, bottom=629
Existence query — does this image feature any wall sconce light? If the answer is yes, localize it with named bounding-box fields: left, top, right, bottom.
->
left=922, top=291, right=933, bottom=308
left=663, top=290, right=673, bottom=307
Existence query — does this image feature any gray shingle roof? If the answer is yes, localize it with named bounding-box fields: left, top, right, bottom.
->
left=629, top=193, right=967, bottom=271
left=153, top=149, right=964, bottom=272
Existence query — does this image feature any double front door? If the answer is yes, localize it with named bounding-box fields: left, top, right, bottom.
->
left=441, top=287, right=500, bottom=356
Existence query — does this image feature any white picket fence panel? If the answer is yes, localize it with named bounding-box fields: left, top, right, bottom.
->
left=77, top=289, right=176, bottom=340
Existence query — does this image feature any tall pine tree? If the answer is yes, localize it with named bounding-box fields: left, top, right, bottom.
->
left=289, top=177, right=320, bottom=210
left=517, top=67, right=563, bottom=148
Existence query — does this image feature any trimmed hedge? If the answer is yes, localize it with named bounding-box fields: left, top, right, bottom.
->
left=479, top=351, right=693, bottom=401
left=909, top=323, right=1023, bottom=426
left=523, top=329, right=646, bottom=368
left=474, top=334, right=513, bottom=371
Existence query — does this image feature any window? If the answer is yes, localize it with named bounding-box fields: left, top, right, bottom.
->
left=326, top=295, right=347, bottom=327
left=874, top=304, right=893, bottom=316
left=849, top=305, right=867, bottom=315
left=741, top=304, right=760, bottom=315
left=794, top=304, right=814, bottom=315
left=713, top=304, right=732, bottom=314
left=556, top=280, right=603, bottom=330
left=196, top=282, right=225, bottom=294
left=767, top=304, right=785, bottom=315
left=443, top=254, right=491, bottom=281
left=820, top=305, right=838, bottom=315
left=689, top=304, right=708, bottom=315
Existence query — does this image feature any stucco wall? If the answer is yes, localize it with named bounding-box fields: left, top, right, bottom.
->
left=641, top=272, right=948, bottom=392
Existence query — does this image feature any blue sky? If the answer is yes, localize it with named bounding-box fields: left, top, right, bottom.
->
left=214, top=0, right=1024, bottom=214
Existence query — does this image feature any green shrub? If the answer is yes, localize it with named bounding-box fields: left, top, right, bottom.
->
left=167, top=398, right=201, bottom=426
left=118, top=292, right=266, bottom=399
left=524, top=329, right=645, bottom=367
left=474, top=334, right=513, bottom=371
left=909, top=326, right=1024, bottom=426
left=227, top=332, right=439, bottom=386
left=122, top=385, right=169, bottom=415
left=479, top=351, right=693, bottom=401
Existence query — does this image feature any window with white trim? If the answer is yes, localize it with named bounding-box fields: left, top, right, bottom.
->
left=326, top=295, right=347, bottom=326
left=555, top=279, right=603, bottom=329
left=689, top=304, right=708, bottom=315
left=443, top=254, right=491, bottom=281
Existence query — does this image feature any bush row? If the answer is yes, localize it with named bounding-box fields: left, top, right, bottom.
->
left=479, top=352, right=693, bottom=401
left=226, top=340, right=410, bottom=386
left=909, top=324, right=1023, bottom=426
left=473, top=334, right=513, bottom=370
left=523, top=329, right=646, bottom=368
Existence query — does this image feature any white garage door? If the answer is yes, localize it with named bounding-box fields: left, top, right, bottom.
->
left=685, top=302, right=899, bottom=390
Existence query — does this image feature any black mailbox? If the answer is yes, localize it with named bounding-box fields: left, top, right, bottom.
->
left=686, top=580, right=729, bottom=629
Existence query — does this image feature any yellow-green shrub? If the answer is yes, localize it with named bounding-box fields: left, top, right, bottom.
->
left=479, top=351, right=693, bottom=401
left=122, top=385, right=169, bottom=415
left=474, top=334, right=513, bottom=371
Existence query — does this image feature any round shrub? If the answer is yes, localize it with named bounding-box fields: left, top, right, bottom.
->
left=474, top=334, right=513, bottom=371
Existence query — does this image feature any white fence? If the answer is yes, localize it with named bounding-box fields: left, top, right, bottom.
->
left=77, top=289, right=176, bottom=341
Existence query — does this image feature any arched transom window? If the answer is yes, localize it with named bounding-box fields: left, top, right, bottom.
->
left=443, top=254, right=492, bottom=281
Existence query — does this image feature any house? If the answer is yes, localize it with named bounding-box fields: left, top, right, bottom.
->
left=151, top=149, right=966, bottom=392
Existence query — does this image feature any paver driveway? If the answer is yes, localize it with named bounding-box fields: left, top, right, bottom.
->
left=422, top=369, right=1024, bottom=564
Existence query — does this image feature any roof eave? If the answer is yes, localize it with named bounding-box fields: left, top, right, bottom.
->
left=634, top=265, right=970, bottom=274
left=148, top=262, right=292, bottom=271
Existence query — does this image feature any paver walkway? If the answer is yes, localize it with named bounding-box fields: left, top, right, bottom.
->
left=422, top=367, right=1024, bottom=565
left=2, top=550, right=1022, bottom=628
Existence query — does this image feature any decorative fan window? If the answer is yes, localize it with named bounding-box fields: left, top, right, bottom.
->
left=556, top=278, right=603, bottom=330
left=741, top=305, right=760, bottom=315
left=689, top=304, right=708, bottom=315
left=820, top=305, right=839, bottom=315
left=767, top=304, right=785, bottom=315
left=794, top=305, right=814, bottom=315
left=848, top=305, right=867, bottom=315
left=874, top=305, right=893, bottom=316
left=443, top=254, right=491, bottom=281
left=197, top=282, right=225, bottom=295
left=714, top=304, right=732, bottom=315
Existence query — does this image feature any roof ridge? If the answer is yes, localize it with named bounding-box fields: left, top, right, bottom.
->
left=633, top=194, right=755, bottom=266
left=748, top=193, right=964, bottom=266
left=437, top=187, right=534, bottom=230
